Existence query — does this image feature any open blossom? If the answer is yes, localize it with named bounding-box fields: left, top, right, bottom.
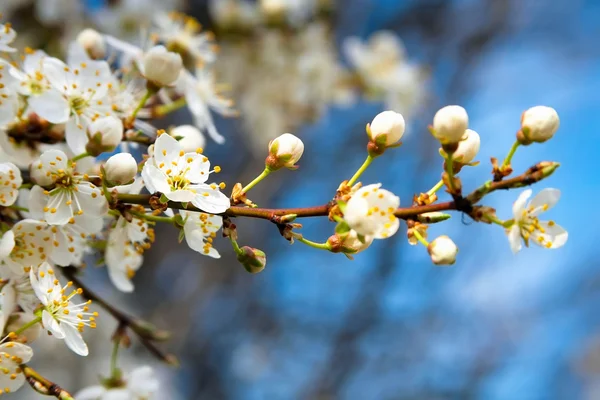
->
left=181, top=210, right=223, bottom=258
left=28, top=57, right=114, bottom=154
left=0, top=59, right=19, bottom=126
left=0, top=342, right=33, bottom=395
left=75, top=366, right=160, bottom=400
left=30, top=262, right=97, bottom=356
left=182, top=69, right=236, bottom=144
left=142, top=133, right=230, bottom=213
left=31, top=149, right=108, bottom=225
left=154, top=12, right=216, bottom=65
left=9, top=50, right=50, bottom=97
left=344, top=184, right=400, bottom=239
left=0, top=162, right=21, bottom=206
left=506, top=188, right=568, bottom=253
left=0, top=23, right=17, bottom=52
left=0, top=220, right=51, bottom=275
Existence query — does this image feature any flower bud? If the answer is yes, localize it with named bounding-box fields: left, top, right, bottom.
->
left=368, top=110, right=405, bottom=147
left=76, top=28, right=106, bottom=59
left=266, top=133, right=304, bottom=171
left=328, top=230, right=373, bottom=255
left=451, top=129, right=480, bottom=164
left=104, top=153, right=137, bottom=186
left=170, top=125, right=206, bottom=153
left=520, top=106, right=559, bottom=143
left=427, top=235, right=458, bottom=266
left=143, top=46, right=183, bottom=88
left=432, top=105, right=469, bottom=144
left=85, top=116, right=123, bottom=156
left=237, top=246, right=267, bottom=274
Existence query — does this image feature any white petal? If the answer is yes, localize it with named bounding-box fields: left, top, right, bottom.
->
left=507, top=225, right=522, bottom=254
left=0, top=92, right=18, bottom=126
left=74, top=385, right=107, bottom=400
left=0, top=372, right=25, bottom=393
left=102, top=389, right=132, bottom=400
left=42, top=310, right=65, bottom=339
left=528, top=188, right=560, bottom=216
left=0, top=342, right=34, bottom=363
left=141, top=164, right=170, bottom=194
left=0, top=283, right=16, bottom=333
left=190, top=186, right=230, bottom=213
left=42, top=57, right=70, bottom=90
left=0, top=230, right=15, bottom=259
left=40, top=149, right=69, bottom=171
left=154, top=133, right=181, bottom=166
left=27, top=186, right=47, bottom=218
left=28, top=88, right=70, bottom=123
left=45, top=191, right=73, bottom=225
left=61, top=322, right=88, bottom=356
left=66, top=117, right=88, bottom=155
left=166, top=189, right=197, bottom=202
left=533, top=221, right=568, bottom=249
left=512, top=189, right=532, bottom=220
left=128, top=366, right=159, bottom=396
left=374, top=217, right=400, bottom=239
left=107, top=265, right=134, bottom=293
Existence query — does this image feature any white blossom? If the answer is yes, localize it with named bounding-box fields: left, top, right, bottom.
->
left=142, top=45, right=183, bottom=87
left=451, top=129, right=480, bottom=164
left=0, top=59, right=19, bottom=126
left=170, top=125, right=206, bottom=153
left=104, top=153, right=137, bottom=186
left=344, top=184, right=400, bottom=239
left=141, top=133, right=230, bottom=213
left=86, top=115, right=123, bottom=154
left=0, top=342, right=33, bottom=395
left=75, top=366, right=160, bottom=400
left=520, top=106, right=560, bottom=143
left=432, top=105, right=469, bottom=144
left=428, top=235, right=458, bottom=266
left=0, top=23, right=17, bottom=53
left=30, top=262, right=96, bottom=356
left=0, top=219, right=51, bottom=275
left=0, top=162, right=21, bottom=206
left=76, top=29, right=106, bottom=60
left=267, top=133, right=304, bottom=170
left=9, top=49, right=51, bottom=97
left=31, top=149, right=108, bottom=225
left=368, top=110, right=405, bottom=146
left=181, top=210, right=223, bottom=258
left=506, top=188, right=568, bottom=253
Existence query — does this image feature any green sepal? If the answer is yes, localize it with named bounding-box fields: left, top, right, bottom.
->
left=335, top=220, right=351, bottom=234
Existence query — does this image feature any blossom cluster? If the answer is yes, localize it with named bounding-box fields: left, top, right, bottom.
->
left=0, top=6, right=568, bottom=399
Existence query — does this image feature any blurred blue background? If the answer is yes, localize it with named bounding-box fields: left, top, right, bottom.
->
left=7, top=0, right=600, bottom=399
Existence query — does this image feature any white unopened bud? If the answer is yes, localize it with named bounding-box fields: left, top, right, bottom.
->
left=85, top=116, right=123, bottom=156
left=368, top=111, right=406, bottom=146
left=432, top=105, right=469, bottom=144
left=76, top=28, right=106, bottom=59
left=520, top=106, right=559, bottom=143
left=452, top=129, right=480, bottom=164
left=427, top=235, right=458, bottom=266
left=266, top=133, right=304, bottom=170
left=104, top=153, right=137, bottom=186
left=170, top=125, right=206, bottom=153
left=329, top=230, right=373, bottom=255
left=142, top=46, right=183, bottom=87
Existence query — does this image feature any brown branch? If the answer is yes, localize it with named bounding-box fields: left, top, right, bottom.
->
left=22, top=364, right=74, bottom=400
left=61, top=267, right=178, bottom=366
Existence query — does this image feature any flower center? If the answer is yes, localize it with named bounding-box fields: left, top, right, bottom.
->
left=69, top=96, right=89, bottom=113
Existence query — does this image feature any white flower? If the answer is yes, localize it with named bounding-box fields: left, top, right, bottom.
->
left=181, top=210, right=223, bottom=258
left=30, top=262, right=96, bottom=356
left=0, top=23, right=17, bottom=53
left=105, top=215, right=149, bottom=292
left=267, top=133, right=304, bottom=170
left=432, top=105, right=469, bottom=144
left=368, top=110, right=405, bottom=146
left=520, top=106, right=560, bottom=143
left=104, top=153, right=137, bottom=186
left=75, top=366, right=159, bottom=400
left=506, top=188, right=568, bottom=253
left=170, top=125, right=206, bottom=153
left=0, top=342, right=33, bottom=395
left=183, top=69, right=236, bottom=144
left=9, top=50, right=50, bottom=97
left=28, top=57, right=114, bottom=154
left=153, top=12, right=216, bottom=65
left=142, top=45, right=183, bottom=87
left=0, top=59, right=19, bottom=126
left=85, top=116, right=123, bottom=155
left=76, top=28, right=106, bottom=60
left=0, top=162, right=21, bottom=206
left=428, top=235, right=458, bottom=266
left=0, top=220, right=51, bottom=275
left=141, top=133, right=230, bottom=213
left=344, top=184, right=400, bottom=239
left=31, top=149, right=108, bottom=225
left=451, top=129, right=480, bottom=164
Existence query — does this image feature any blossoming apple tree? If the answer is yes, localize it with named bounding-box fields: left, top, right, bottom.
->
left=0, top=10, right=567, bottom=399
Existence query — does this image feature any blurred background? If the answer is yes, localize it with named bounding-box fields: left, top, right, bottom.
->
left=3, top=0, right=599, bottom=399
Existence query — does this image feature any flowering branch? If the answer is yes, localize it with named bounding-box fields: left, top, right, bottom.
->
left=21, top=365, right=74, bottom=400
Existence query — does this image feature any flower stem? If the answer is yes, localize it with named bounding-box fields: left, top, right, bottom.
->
left=130, top=210, right=174, bottom=224
left=297, top=237, right=332, bottom=251
left=241, top=168, right=271, bottom=195
left=19, top=183, right=32, bottom=189
left=9, top=205, right=29, bottom=212
left=347, top=155, right=374, bottom=187
left=230, top=237, right=243, bottom=255
left=153, top=97, right=187, bottom=117
left=412, top=229, right=429, bottom=247
left=502, top=141, right=521, bottom=167
left=5, top=315, right=42, bottom=341
left=426, top=179, right=444, bottom=197
left=71, top=152, right=90, bottom=162
left=110, top=338, right=120, bottom=380
left=21, top=364, right=75, bottom=400
left=130, top=88, right=154, bottom=121
left=445, top=153, right=457, bottom=192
